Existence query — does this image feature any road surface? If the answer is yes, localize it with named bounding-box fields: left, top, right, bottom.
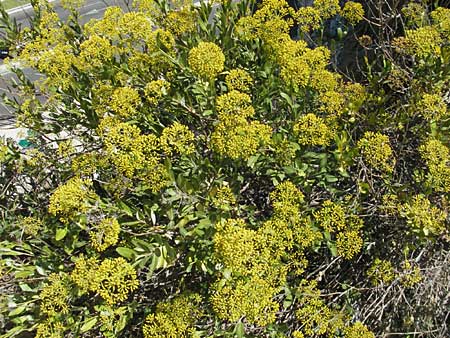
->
left=0, top=0, right=131, bottom=127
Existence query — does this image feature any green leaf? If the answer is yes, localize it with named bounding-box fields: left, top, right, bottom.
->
left=116, top=247, right=136, bottom=259
left=234, top=321, right=245, bottom=338
left=80, top=317, right=98, bottom=333
left=55, top=228, right=67, bottom=241
left=9, top=306, right=26, bottom=317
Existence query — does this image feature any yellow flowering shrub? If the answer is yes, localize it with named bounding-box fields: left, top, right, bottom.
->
left=142, top=294, right=202, bottom=338
left=160, top=122, right=195, bottom=156
left=92, top=258, right=139, bottom=305
left=39, top=273, right=71, bottom=316
left=357, top=131, right=395, bottom=173
left=419, top=139, right=450, bottom=193
left=48, top=177, right=98, bottom=223
left=90, top=217, right=121, bottom=252
left=225, top=69, right=253, bottom=93
left=341, top=1, right=365, bottom=26
left=400, top=194, right=447, bottom=239
left=367, top=258, right=396, bottom=286
left=2, top=0, right=449, bottom=337
left=293, top=113, right=335, bottom=146
left=188, top=42, right=225, bottom=80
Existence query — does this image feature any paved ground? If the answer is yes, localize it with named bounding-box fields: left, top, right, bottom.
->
left=0, top=0, right=130, bottom=138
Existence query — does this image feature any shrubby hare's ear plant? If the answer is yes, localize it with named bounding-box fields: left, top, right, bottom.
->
left=0, top=0, right=449, bottom=337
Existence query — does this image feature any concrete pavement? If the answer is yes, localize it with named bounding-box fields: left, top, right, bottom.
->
left=0, top=0, right=131, bottom=140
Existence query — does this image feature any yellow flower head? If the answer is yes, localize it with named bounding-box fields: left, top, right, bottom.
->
left=313, top=0, right=340, bottom=20
left=225, top=69, right=253, bottom=93
left=110, top=87, right=141, bottom=118
left=417, top=93, right=447, bottom=121
left=90, top=217, right=121, bottom=252
left=40, top=273, right=71, bottom=316
left=419, top=139, right=450, bottom=193
left=188, top=42, right=225, bottom=80
left=341, top=1, right=364, bottom=25
left=92, top=257, right=139, bottom=305
left=293, top=113, right=334, bottom=146
left=294, top=7, right=321, bottom=33
left=48, top=177, right=98, bottom=223
left=357, top=131, right=395, bottom=173
left=367, top=258, right=395, bottom=286
left=160, top=122, right=196, bottom=156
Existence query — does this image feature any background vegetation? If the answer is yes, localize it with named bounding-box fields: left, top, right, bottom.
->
left=0, top=0, right=449, bottom=337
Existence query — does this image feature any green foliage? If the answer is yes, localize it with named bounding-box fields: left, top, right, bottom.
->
left=0, top=0, right=449, bottom=337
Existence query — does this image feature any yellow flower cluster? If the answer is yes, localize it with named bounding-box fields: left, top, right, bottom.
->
left=314, top=201, right=364, bottom=259
left=225, top=69, right=253, bottom=93
left=270, top=180, right=304, bottom=221
left=399, top=260, right=422, bottom=288
left=357, top=131, right=395, bottom=173
left=366, top=258, right=395, bottom=286
left=61, top=0, right=85, bottom=9
left=18, top=216, right=43, bottom=237
left=235, top=0, right=293, bottom=52
left=212, top=215, right=294, bottom=324
left=99, top=119, right=160, bottom=180
left=77, top=34, right=113, bottom=70
left=401, top=3, right=426, bottom=26
left=36, top=320, right=66, bottom=338
left=71, top=256, right=138, bottom=305
left=336, top=230, right=363, bottom=259
left=164, top=7, right=197, bottom=36
left=40, top=273, right=70, bottom=316
left=48, top=177, right=98, bottom=223
left=419, top=139, right=450, bottom=193
left=293, top=113, right=335, bottom=146
left=294, top=7, right=321, bottom=33
left=213, top=218, right=259, bottom=276
left=144, top=80, right=170, bottom=106
left=295, top=280, right=345, bottom=336
left=211, top=275, right=279, bottom=326
left=211, top=91, right=271, bottom=159
left=394, top=26, right=442, bottom=59
left=400, top=194, right=447, bottom=239
left=160, top=122, right=195, bottom=156
left=211, top=185, right=236, bottom=209
left=431, top=7, right=450, bottom=35
left=0, top=143, right=8, bottom=163
left=319, top=90, right=345, bottom=115
left=110, top=87, right=141, bottom=118
left=188, top=42, right=225, bottom=80
left=344, top=322, right=375, bottom=338
left=70, top=255, right=99, bottom=292
left=143, top=294, right=202, bottom=338
left=314, top=200, right=346, bottom=233
left=313, top=0, right=340, bottom=20
left=417, top=93, right=448, bottom=121
left=341, top=1, right=365, bottom=26
left=90, top=217, right=121, bottom=252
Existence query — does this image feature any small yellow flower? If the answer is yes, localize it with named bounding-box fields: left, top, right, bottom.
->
left=357, top=131, right=395, bottom=173
left=341, top=1, right=365, bottom=25
left=225, top=69, right=253, bottom=93
left=90, top=217, right=121, bottom=252
left=188, top=42, right=225, bottom=80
